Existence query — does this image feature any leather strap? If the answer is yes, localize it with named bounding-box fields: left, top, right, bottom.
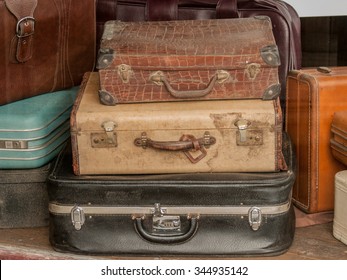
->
left=146, top=0, right=178, bottom=21
left=216, top=0, right=239, bottom=18
left=5, top=0, right=37, bottom=63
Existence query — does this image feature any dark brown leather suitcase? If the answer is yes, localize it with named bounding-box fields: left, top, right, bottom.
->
left=0, top=0, right=96, bottom=105
left=286, top=67, right=347, bottom=213
left=97, top=17, right=281, bottom=105
left=47, top=132, right=295, bottom=256
left=330, top=110, right=347, bottom=166
left=95, top=0, right=302, bottom=110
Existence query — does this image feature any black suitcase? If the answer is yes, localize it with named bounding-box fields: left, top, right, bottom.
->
left=48, top=133, right=296, bottom=256
left=0, top=162, right=52, bottom=228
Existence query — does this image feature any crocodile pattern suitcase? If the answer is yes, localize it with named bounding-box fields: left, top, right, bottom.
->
left=71, top=72, right=286, bottom=175
left=48, top=132, right=295, bottom=256
left=0, top=87, right=78, bottom=169
left=97, top=17, right=281, bottom=105
left=96, top=0, right=302, bottom=113
left=286, top=67, right=347, bottom=213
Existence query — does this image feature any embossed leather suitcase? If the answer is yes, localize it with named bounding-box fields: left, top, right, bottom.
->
left=71, top=72, right=286, bottom=175
left=286, top=67, right=347, bottom=213
left=0, top=0, right=95, bottom=105
left=97, top=17, right=281, bottom=105
left=96, top=0, right=302, bottom=111
left=0, top=87, right=77, bottom=169
left=48, top=132, right=295, bottom=255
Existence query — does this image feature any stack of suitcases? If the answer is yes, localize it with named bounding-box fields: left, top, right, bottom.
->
left=47, top=0, right=302, bottom=256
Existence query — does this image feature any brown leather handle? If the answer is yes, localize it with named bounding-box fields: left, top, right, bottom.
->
left=134, top=132, right=216, bottom=163
left=149, top=70, right=229, bottom=99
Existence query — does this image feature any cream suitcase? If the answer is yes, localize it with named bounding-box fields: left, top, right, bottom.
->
left=71, top=73, right=286, bottom=175
left=334, top=170, right=347, bottom=245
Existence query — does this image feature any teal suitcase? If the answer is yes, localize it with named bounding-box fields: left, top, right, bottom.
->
left=0, top=87, right=78, bottom=169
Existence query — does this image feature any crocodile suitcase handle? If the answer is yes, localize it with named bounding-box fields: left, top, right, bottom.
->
left=134, top=132, right=216, bottom=163
left=134, top=217, right=198, bottom=244
left=149, top=70, right=230, bottom=99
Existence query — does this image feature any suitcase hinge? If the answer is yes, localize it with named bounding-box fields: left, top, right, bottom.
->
left=248, top=207, right=262, bottom=231
left=260, top=45, right=281, bottom=67
left=234, top=119, right=263, bottom=146
left=71, top=206, right=85, bottom=230
left=91, top=121, right=118, bottom=148
left=151, top=203, right=181, bottom=233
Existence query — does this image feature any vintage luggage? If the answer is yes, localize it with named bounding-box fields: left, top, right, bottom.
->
left=0, top=0, right=95, bottom=105
left=0, top=162, right=52, bottom=228
left=96, top=0, right=302, bottom=110
left=0, top=87, right=78, bottom=169
left=97, top=17, right=281, bottom=105
left=48, top=132, right=295, bottom=255
left=71, top=72, right=286, bottom=175
left=333, top=170, right=347, bottom=245
left=330, top=111, right=347, bottom=166
left=286, top=67, right=347, bottom=213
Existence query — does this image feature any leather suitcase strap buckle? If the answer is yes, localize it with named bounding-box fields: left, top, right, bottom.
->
left=5, top=0, right=38, bottom=63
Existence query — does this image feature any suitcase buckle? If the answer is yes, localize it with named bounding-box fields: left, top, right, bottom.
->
left=234, top=119, right=263, bottom=146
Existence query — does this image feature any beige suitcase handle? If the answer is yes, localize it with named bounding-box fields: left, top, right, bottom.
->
left=134, top=132, right=216, bottom=163
left=149, top=70, right=230, bottom=98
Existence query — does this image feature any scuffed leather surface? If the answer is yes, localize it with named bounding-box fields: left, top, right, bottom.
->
left=0, top=0, right=96, bottom=105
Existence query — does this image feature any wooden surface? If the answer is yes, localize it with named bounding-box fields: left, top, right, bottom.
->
left=0, top=222, right=346, bottom=260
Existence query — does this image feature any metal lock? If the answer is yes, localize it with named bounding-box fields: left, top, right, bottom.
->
left=248, top=207, right=262, bottom=231
left=234, top=119, right=263, bottom=146
left=71, top=206, right=85, bottom=230
left=91, top=121, right=117, bottom=148
left=0, top=140, right=28, bottom=149
left=151, top=203, right=181, bottom=233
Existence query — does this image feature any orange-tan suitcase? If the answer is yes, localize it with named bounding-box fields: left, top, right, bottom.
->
left=330, top=111, right=347, bottom=167
left=71, top=72, right=286, bottom=175
left=286, top=67, right=347, bottom=213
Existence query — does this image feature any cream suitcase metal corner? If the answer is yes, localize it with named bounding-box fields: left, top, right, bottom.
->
left=334, top=170, right=347, bottom=245
left=71, top=72, right=286, bottom=175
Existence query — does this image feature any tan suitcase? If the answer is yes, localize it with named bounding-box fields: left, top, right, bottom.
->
left=71, top=72, right=286, bottom=175
left=334, top=170, right=347, bottom=245
left=286, top=67, right=347, bottom=213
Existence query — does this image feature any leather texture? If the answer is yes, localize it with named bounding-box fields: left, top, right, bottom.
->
left=330, top=111, right=347, bottom=166
left=0, top=0, right=96, bottom=105
left=47, top=132, right=295, bottom=255
left=97, top=17, right=281, bottom=105
left=71, top=72, right=286, bottom=175
left=286, top=67, right=347, bottom=213
left=95, top=0, right=302, bottom=109
left=0, top=162, right=51, bottom=228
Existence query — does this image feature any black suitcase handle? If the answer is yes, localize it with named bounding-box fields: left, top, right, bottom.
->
left=134, top=217, right=198, bottom=244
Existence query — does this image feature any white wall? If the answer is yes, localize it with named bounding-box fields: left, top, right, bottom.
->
left=284, top=0, right=347, bottom=17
